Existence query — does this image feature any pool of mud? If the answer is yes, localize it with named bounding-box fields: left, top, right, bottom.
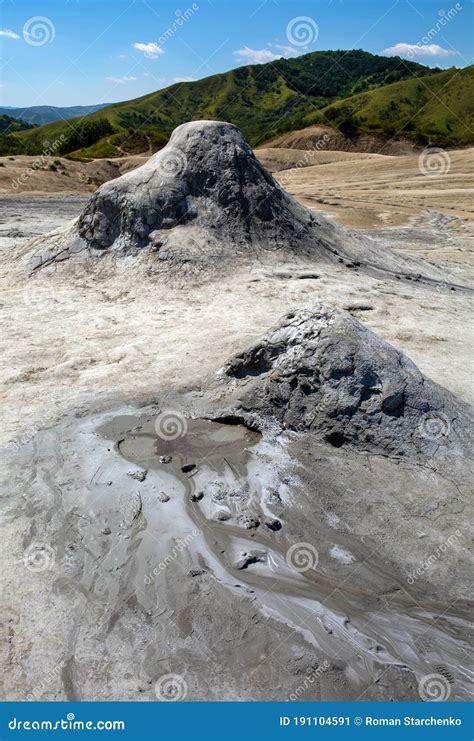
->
left=99, top=415, right=261, bottom=478
left=92, top=411, right=473, bottom=701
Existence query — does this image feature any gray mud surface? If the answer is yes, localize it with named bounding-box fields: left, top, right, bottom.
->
left=2, top=400, right=471, bottom=701
left=0, top=196, right=87, bottom=250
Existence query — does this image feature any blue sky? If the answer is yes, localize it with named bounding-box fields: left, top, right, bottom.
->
left=0, top=0, right=472, bottom=107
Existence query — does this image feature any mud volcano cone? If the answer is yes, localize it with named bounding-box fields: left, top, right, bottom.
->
left=222, top=305, right=472, bottom=459
left=77, top=120, right=317, bottom=255
left=26, top=120, right=459, bottom=286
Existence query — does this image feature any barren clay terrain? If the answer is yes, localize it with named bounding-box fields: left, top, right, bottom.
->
left=0, top=123, right=472, bottom=703
left=2, top=144, right=473, bottom=258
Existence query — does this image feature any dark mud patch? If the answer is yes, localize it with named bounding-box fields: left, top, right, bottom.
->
left=98, top=415, right=261, bottom=479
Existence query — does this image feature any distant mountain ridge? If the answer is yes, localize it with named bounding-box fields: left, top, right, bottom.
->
left=1, top=50, right=471, bottom=158
left=0, top=104, right=109, bottom=127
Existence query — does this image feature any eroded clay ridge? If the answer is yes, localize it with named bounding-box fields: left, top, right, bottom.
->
left=222, top=305, right=472, bottom=459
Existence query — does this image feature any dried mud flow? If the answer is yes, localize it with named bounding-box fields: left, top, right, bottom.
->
left=1, top=122, right=473, bottom=702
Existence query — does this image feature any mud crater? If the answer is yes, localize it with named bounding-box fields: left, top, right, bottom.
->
left=99, top=415, right=261, bottom=482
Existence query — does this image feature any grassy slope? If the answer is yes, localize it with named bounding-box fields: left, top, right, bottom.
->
left=5, top=51, right=433, bottom=156
left=309, top=66, right=474, bottom=145
left=0, top=114, right=35, bottom=135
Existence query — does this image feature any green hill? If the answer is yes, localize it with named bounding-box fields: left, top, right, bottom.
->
left=0, top=50, right=445, bottom=157
left=0, top=114, right=36, bottom=136
left=311, top=66, right=474, bottom=146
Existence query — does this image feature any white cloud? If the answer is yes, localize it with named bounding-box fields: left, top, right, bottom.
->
left=133, top=42, right=163, bottom=59
left=118, top=54, right=129, bottom=60
left=383, top=42, right=458, bottom=58
left=173, top=76, right=196, bottom=83
left=0, top=29, right=20, bottom=39
left=233, top=43, right=299, bottom=65
left=107, top=75, right=137, bottom=84
left=234, top=46, right=281, bottom=64
left=274, top=44, right=298, bottom=57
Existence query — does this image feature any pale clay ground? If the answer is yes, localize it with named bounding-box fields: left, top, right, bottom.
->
left=0, top=144, right=473, bottom=701
left=1, top=146, right=473, bottom=447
